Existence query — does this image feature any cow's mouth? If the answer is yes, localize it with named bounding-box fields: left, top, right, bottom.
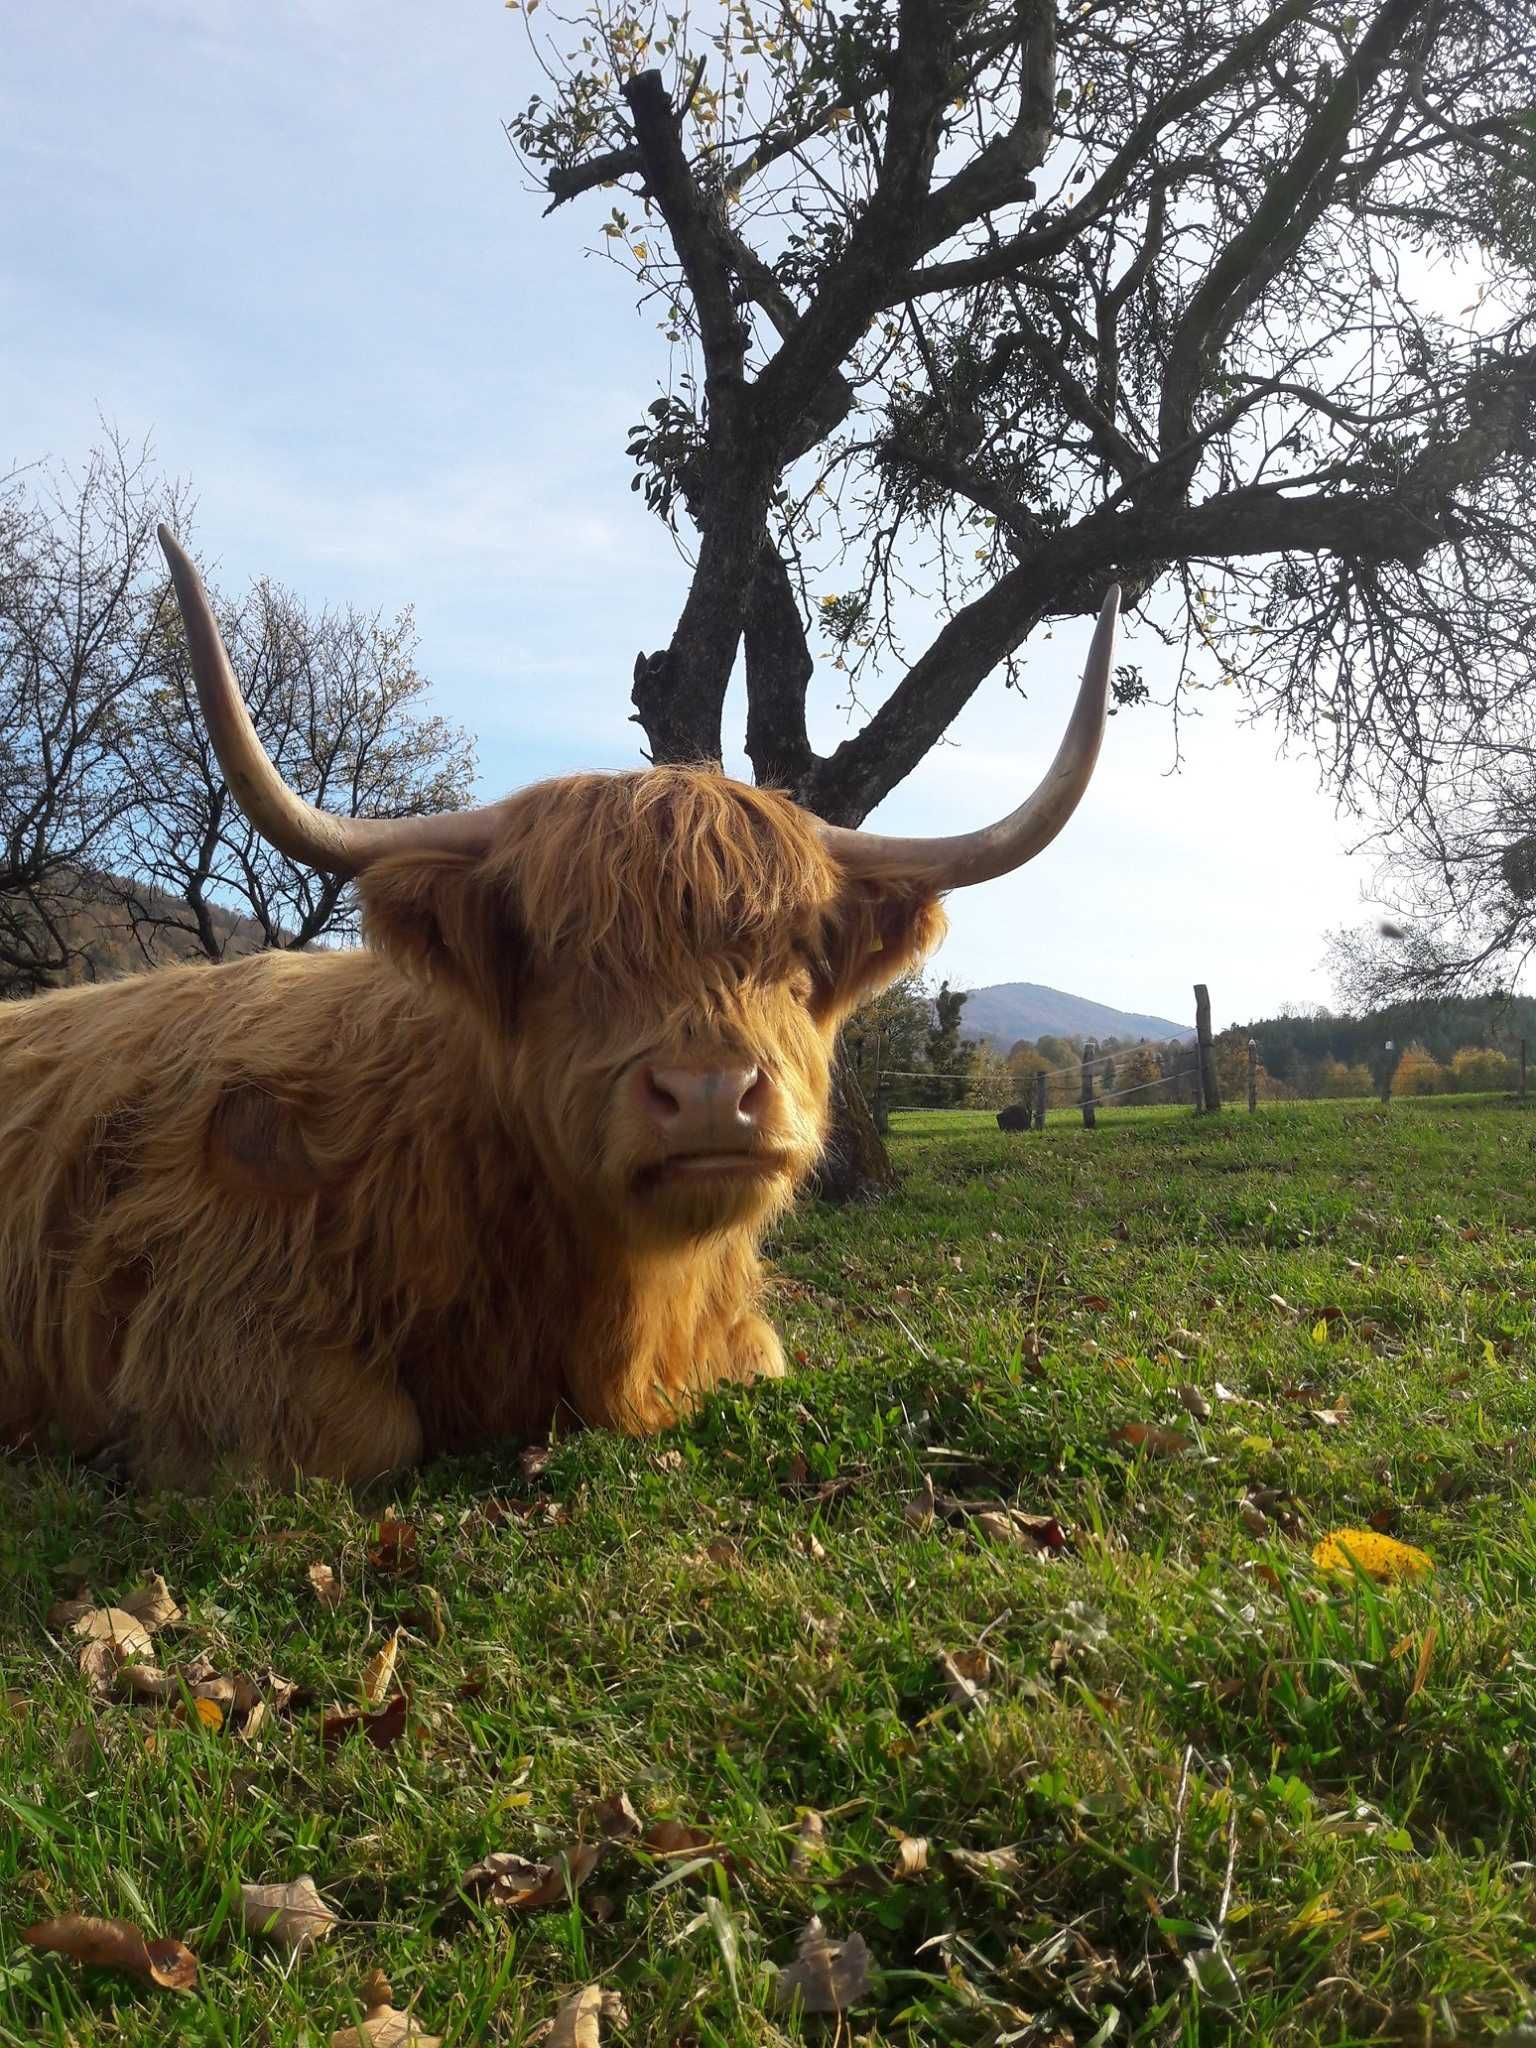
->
left=634, top=1151, right=790, bottom=1193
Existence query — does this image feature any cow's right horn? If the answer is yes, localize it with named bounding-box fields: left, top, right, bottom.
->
left=816, top=584, right=1119, bottom=890
left=158, top=526, right=500, bottom=875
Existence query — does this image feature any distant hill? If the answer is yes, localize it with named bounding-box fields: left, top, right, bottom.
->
left=961, top=981, right=1193, bottom=1048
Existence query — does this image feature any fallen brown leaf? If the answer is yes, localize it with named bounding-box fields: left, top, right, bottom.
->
left=229, top=1667, right=300, bottom=1742
left=772, top=1917, right=871, bottom=2013
left=546, top=1985, right=628, bottom=2048
left=23, top=1914, right=197, bottom=1992
left=938, top=1648, right=991, bottom=1709
left=239, top=1875, right=339, bottom=1954
left=893, top=1834, right=930, bottom=1878
left=972, top=1507, right=1067, bottom=1552
left=1238, top=1500, right=1270, bottom=1538
left=308, top=1562, right=343, bottom=1609
left=367, top=1518, right=420, bottom=1575
left=72, top=1607, right=153, bottom=1694
left=1177, top=1385, right=1212, bottom=1422
left=119, top=1574, right=183, bottom=1631
left=946, top=1844, right=1024, bottom=1884
left=328, top=1969, right=443, bottom=2048
left=474, top=1496, right=570, bottom=1531
left=45, top=1594, right=97, bottom=1631
left=322, top=1692, right=411, bottom=1753
left=462, top=1843, right=602, bottom=1912
left=71, top=1606, right=152, bottom=1656
left=1110, top=1423, right=1192, bottom=1457
left=115, top=1661, right=178, bottom=1705
left=519, top=1443, right=553, bottom=1481
left=590, top=1792, right=642, bottom=1840
left=790, top=1809, right=826, bottom=1877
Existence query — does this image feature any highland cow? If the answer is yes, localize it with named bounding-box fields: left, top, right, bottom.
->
left=0, top=530, right=1118, bottom=1485
left=996, top=1103, right=1033, bottom=1132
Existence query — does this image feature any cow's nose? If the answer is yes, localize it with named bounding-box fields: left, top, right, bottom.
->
left=640, top=1063, right=770, bottom=1147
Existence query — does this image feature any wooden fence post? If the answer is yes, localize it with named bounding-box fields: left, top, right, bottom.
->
left=1194, top=984, right=1221, bottom=1112
left=1034, top=1070, right=1048, bottom=1131
left=1189, top=1050, right=1204, bottom=1111
left=1247, top=1038, right=1258, bottom=1113
left=1080, top=1043, right=1097, bottom=1130
left=1380, top=1039, right=1396, bottom=1105
left=1522, top=1039, right=1528, bottom=1100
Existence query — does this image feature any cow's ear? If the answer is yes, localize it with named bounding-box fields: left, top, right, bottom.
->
left=360, top=852, right=527, bottom=1031
left=818, top=880, right=947, bottom=1016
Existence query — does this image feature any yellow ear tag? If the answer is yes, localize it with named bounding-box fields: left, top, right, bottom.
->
left=869, top=935, right=884, bottom=952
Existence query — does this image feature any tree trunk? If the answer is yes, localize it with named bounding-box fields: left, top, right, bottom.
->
left=813, top=1042, right=899, bottom=1203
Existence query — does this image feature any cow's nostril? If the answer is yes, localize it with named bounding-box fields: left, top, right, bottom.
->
left=643, top=1068, right=683, bottom=1121
left=738, top=1067, right=770, bottom=1124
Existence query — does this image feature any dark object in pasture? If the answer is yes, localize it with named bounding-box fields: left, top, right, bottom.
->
left=0, top=531, right=1118, bottom=1485
left=996, top=1103, right=1033, bottom=1132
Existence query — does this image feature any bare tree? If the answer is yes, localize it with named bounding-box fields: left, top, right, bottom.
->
left=0, top=438, right=184, bottom=993
left=0, top=440, right=475, bottom=988
left=112, top=580, right=476, bottom=959
left=505, top=0, right=1535, bottom=841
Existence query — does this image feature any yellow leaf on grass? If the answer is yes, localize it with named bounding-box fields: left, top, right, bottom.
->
left=361, top=1630, right=402, bottom=1706
left=1312, top=1529, right=1432, bottom=1583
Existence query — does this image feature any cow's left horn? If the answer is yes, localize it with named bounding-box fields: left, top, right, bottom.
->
left=817, top=584, right=1120, bottom=889
left=158, top=527, right=499, bottom=875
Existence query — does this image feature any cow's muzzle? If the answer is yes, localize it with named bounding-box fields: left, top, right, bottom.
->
left=633, top=1061, right=774, bottom=1156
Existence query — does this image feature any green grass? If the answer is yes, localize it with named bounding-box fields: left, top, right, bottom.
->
left=5, top=1095, right=1536, bottom=2044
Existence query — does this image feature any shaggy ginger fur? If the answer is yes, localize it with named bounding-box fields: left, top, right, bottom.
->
left=0, top=768, right=942, bottom=1486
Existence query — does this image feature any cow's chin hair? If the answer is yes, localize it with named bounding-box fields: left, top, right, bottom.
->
left=622, top=1154, right=802, bottom=1244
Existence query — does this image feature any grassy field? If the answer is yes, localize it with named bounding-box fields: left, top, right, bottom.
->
left=4, top=1096, right=1536, bottom=2045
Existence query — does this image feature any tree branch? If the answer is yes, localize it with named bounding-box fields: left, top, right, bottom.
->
left=894, top=0, right=1318, bottom=302
left=620, top=71, right=747, bottom=410
left=748, top=0, right=965, bottom=462
left=1157, top=0, right=1427, bottom=468
left=743, top=542, right=819, bottom=794
left=807, top=337, right=1536, bottom=828
left=916, top=1, right=1056, bottom=249
left=541, top=143, right=644, bottom=212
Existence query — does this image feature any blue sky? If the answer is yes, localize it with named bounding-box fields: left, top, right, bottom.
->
left=2, top=0, right=1382, bottom=1029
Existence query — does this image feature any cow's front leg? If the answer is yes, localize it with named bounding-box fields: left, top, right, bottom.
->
left=571, top=1314, right=786, bottom=1435
left=716, top=1311, right=786, bottom=1388
left=274, top=1353, right=425, bottom=1484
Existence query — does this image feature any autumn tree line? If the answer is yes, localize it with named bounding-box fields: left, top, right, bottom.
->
left=847, top=981, right=1534, bottom=1113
